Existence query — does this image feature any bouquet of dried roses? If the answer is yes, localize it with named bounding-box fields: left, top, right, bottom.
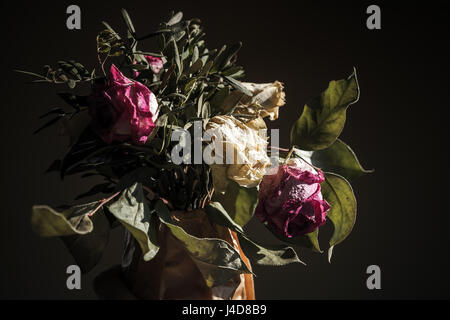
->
left=20, top=10, right=371, bottom=299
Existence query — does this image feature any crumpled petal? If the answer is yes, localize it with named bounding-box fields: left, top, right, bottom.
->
left=89, top=64, right=158, bottom=145
left=205, top=115, right=271, bottom=192
left=234, top=81, right=286, bottom=120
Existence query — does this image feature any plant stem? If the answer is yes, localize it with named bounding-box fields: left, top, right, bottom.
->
left=88, top=191, right=120, bottom=217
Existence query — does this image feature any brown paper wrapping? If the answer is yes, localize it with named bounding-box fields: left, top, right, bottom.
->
left=95, top=209, right=255, bottom=300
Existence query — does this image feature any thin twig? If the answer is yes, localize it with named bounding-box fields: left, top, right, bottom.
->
left=88, top=191, right=121, bottom=217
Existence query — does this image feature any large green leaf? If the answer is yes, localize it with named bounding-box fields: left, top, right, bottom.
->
left=154, top=200, right=252, bottom=287
left=311, top=139, right=373, bottom=182
left=60, top=210, right=111, bottom=273
left=31, top=202, right=102, bottom=237
left=107, top=183, right=159, bottom=261
left=212, top=180, right=258, bottom=227
left=269, top=227, right=323, bottom=254
left=205, top=202, right=304, bottom=266
left=321, top=172, right=357, bottom=261
left=31, top=200, right=114, bottom=273
left=290, top=69, right=360, bottom=151
left=204, top=202, right=244, bottom=233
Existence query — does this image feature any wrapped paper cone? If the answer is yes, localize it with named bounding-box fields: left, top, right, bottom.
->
left=95, top=209, right=255, bottom=300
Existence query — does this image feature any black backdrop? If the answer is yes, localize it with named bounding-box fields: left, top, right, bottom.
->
left=1, top=0, right=449, bottom=299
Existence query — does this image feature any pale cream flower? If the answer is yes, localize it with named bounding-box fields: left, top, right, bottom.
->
left=234, top=81, right=286, bottom=120
left=205, top=116, right=271, bottom=192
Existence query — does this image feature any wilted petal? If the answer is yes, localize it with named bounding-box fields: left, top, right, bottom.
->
left=234, top=81, right=286, bottom=120
left=206, top=115, right=271, bottom=192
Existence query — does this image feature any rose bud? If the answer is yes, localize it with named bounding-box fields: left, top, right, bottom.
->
left=145, top=55, right=164, bottom=74
left=88, top=64, right=159, bottom=145
left=132, top=60, right=140, bottom=79
left=255, top=158, right=330, bottom=238
left=132, top=56, right=163, bottom=78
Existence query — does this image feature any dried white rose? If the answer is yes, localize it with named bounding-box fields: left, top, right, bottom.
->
left=234, top=81, right=286, bottom=120
left=205, top=115, right=271, bottom=192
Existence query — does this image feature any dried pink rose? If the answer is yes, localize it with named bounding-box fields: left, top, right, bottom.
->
left=255, top=159, right=330, bottom=238
left=88, top=64, right=158, bottom=145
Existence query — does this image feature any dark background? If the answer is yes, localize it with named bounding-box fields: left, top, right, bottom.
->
left=0, top=0, right=449, bottom=299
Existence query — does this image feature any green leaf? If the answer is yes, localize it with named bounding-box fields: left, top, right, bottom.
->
left=191, top=46, right=199, bottom=64
left=186, top=59, right=203, bottom=75
left=200, top=101, right=211, bottom=119
left=212, top=42, right=242, bottom=72
left=60, top=209, right=111, bottom=273
left=39, top=107, right=65, bottom=119
left=197, top=93, right=204, bottom=118
left=67, top=79, right=76, bottom=89
left=204, top=202, right=304, bottom=266
left=205, top=202, right=244, bottom=233
left=154, top=200, right=251, bottom=287
left=221, top=90, right=245, bottom=114
left=184, top=78, right=197, bottom=93
left=121, top=8, right=136, bottom=35
left=211, top=180, right=258, bottom=227
left=171, top=38, right=182, bottom=76
left=200, top=48, right=210, bottom=65
left=199, top=60, right=213, bottom=77
left=237, top=234, right=304, bottom=266
left=269, top=227, right=322, bottom=253
left=70, top=60, right=90, bottom=78
left=160, top=63, right=176, bottom=89
left=175, top=30, right=186, bottom=42
left=14, top=69, right=47, bottom=80
left=221, top=42, right=242, bottom=67
left=129, top=63, right=147, bottom=71
left=31, top=200, right=113, bottom=273
left=321, top=172, right=357, bottom=260
left=222, top=65, right=244, bottom=77
left=210, top=87, right=230, bottom=114
left=58, top=61, right=81, bottom=80
left=223, top=76, right=253, bottom=97
left=102, top=21, right=121, bottom=40
left=107, top=183, right=159, bottom=261
left=31, top=201, right=106, bottom=237
left=167, top=11, right=183, bottom=26
left=290, top=68, right=360, bottom=150
left=311, top=139, right=373, bottom=182
left=210, top=45, right=227, bottom=72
